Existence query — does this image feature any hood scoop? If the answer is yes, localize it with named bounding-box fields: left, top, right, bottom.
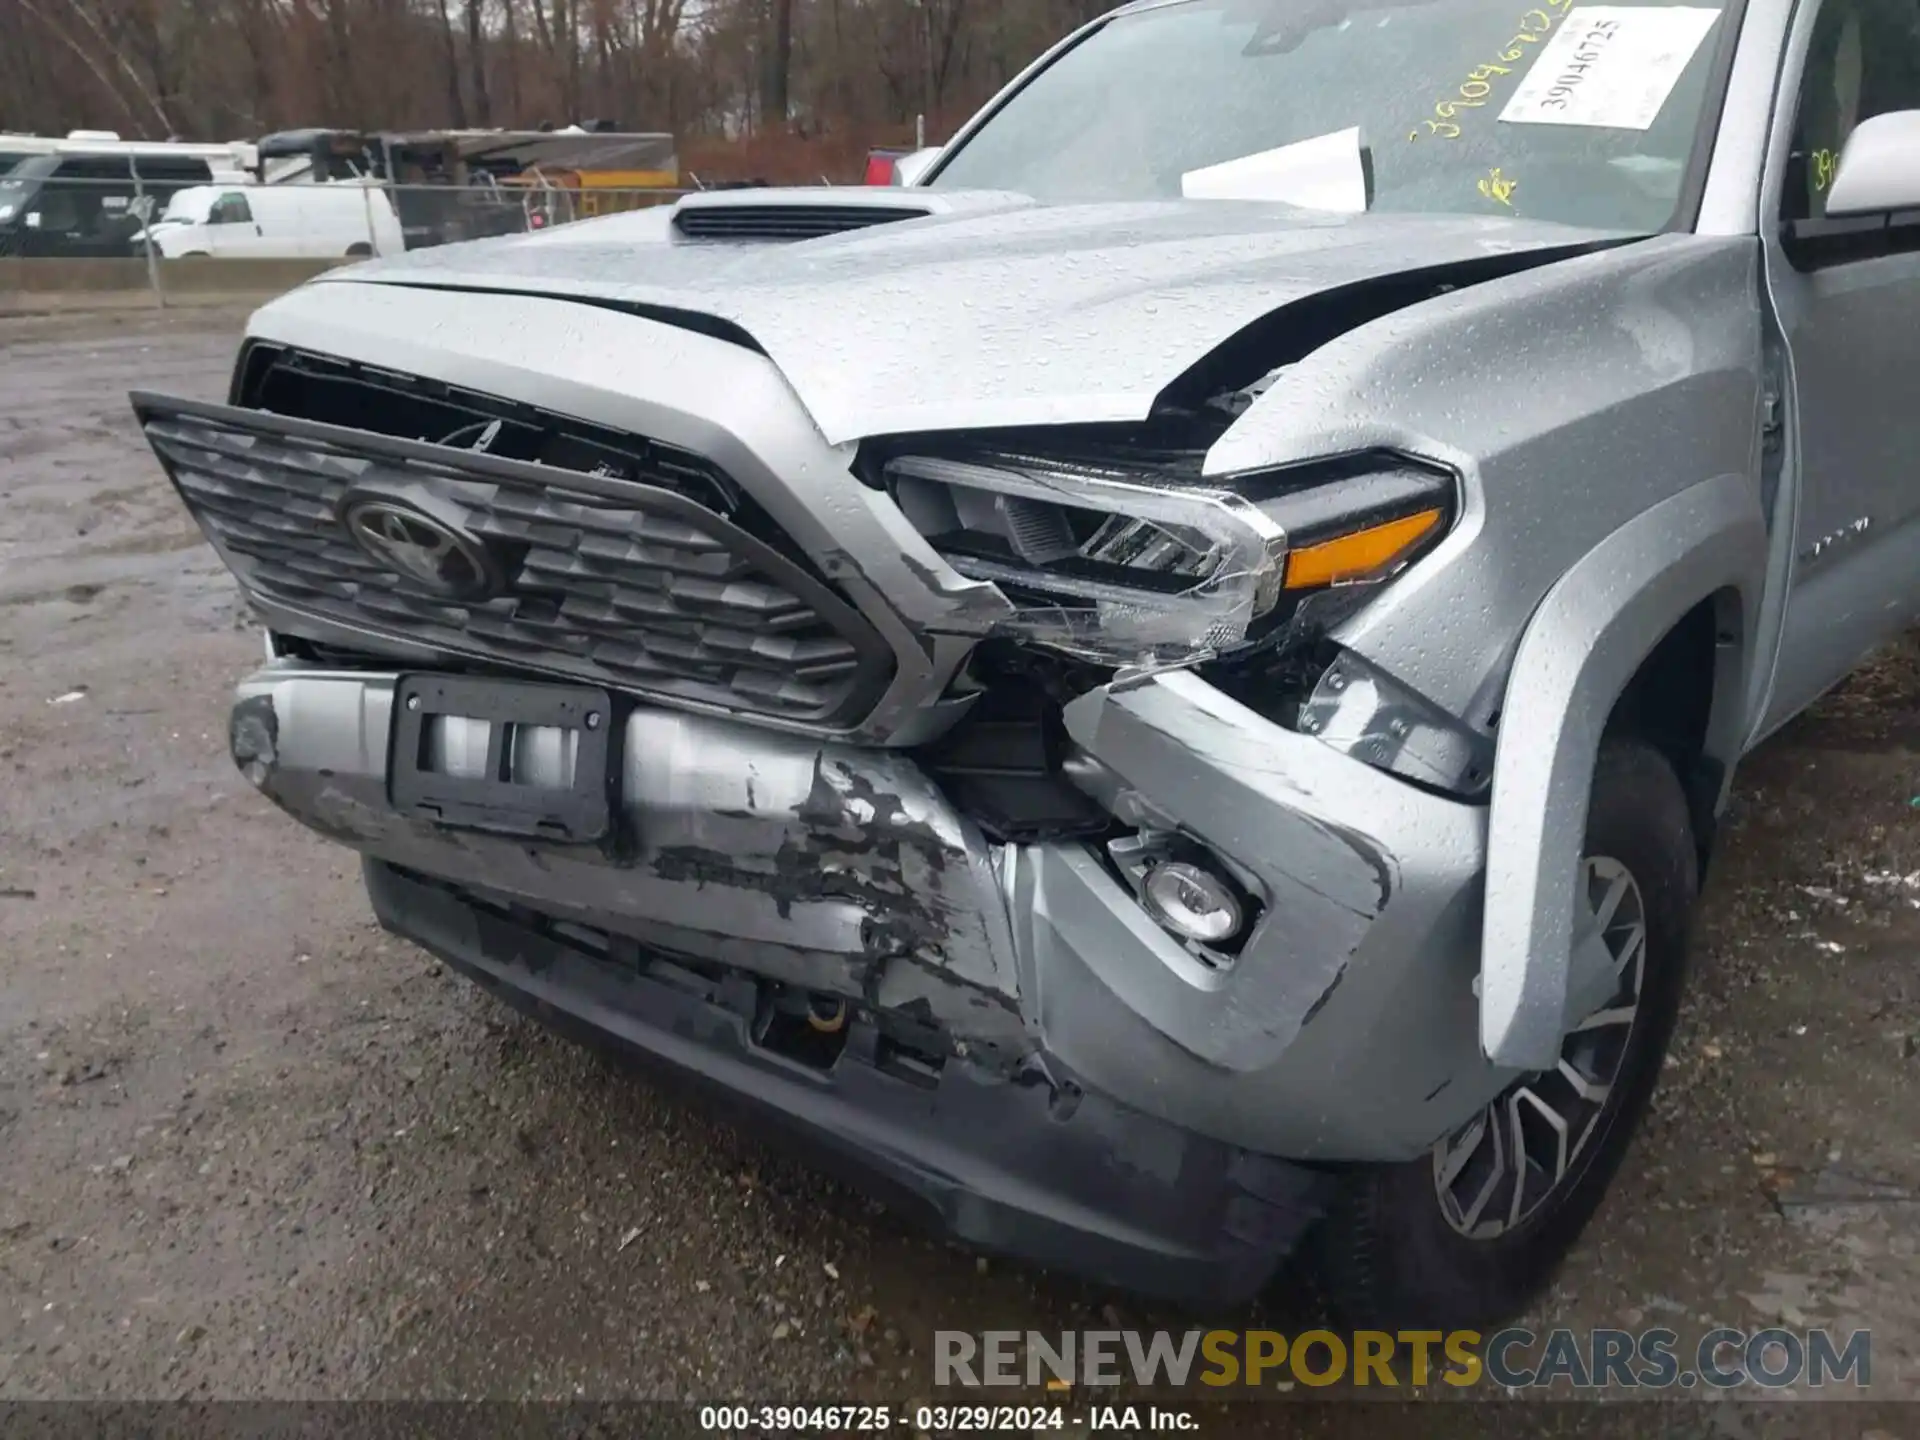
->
left=673, top=190, right=935, bottom=243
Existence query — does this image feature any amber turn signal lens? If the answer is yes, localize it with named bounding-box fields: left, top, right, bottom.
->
left=1282, top=508, right=1445, bottom=591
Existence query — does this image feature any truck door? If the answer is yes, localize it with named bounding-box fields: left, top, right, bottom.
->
left=130, top=157, right=215, bottom=242
left=203, top=191, right=264, bottom=257
left=1759, top=0, right=1920, bottom=733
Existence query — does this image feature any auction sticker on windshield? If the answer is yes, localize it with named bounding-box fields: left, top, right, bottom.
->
left=1498, top=6, right=1720, bottom=129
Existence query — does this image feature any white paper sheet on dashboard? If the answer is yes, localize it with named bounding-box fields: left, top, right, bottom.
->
left=1180, top=127, right=1368, bottom=211
left=1499, top=6, right=1720, bottom=130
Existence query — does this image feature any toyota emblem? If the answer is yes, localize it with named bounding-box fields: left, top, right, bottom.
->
left=340, top=498, right=501, bottom=600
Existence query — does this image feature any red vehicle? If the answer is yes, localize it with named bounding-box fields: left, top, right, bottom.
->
left=863, top=148, right=911, bottom=186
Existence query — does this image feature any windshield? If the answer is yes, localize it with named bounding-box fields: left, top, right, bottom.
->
left=0, top=154, right=53, bottom=200
left=158, top=191, right=208, bottom=224
left=931, top=0, right=1737, bottom=230
left=2, top=154, right=57, bottom=185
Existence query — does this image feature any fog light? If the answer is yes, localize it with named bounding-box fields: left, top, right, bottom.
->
left=1142, top=862, right=1245, bottom=945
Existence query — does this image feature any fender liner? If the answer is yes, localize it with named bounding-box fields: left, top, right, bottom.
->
left=1480, top=472, right=1766, bottom=1069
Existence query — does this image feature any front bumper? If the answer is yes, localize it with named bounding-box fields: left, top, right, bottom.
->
left=235, top=659, right=1502, bottom=1151
left=365, top=861, right=1328, bottom=1307
left=230, top=658, right=1502, bottom=1294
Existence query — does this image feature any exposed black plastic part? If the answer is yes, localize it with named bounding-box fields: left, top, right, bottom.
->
left=918, top=674, right=1112, bottom=843
left=233, top=343, right=748, bottom=524
left=389, top=675, right=614, bottom=843
left=364, top=859, right=1333, bottom=1308
left=672, top=203, right=929, bottom=242
left=1153, top=240, right=1641, bottom=411
left=860, top=426, right=1212, bottom=490
left=1260, top=463, right=1453, bottom=548
left=1783, top=209, right=1920, bottom=269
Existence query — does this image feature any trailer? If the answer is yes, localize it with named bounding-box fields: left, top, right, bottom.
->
left=252, top=127, right=679, bottom=248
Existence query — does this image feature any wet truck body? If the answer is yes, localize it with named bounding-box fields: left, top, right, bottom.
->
left=133, top=0, right=1920, bottom=1321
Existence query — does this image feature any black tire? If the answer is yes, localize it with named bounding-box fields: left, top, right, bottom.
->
left=345, top=243, right=373, bottom=258
left=1315, top=738, right=1699, bottom=1330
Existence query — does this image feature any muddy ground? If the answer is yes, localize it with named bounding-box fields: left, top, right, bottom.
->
left=0, top=308, right=1914, bottom=1433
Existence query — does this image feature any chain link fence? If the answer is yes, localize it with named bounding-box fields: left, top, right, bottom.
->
left=0, top=173, right=689, bottom=304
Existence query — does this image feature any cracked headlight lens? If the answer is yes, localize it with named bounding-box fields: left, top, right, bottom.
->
left=888, top=452, right=1285, bottom=667
left=885, top=448, right=1453, bottom=668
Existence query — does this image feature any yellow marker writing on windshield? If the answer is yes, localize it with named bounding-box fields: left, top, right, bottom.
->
left=1478, top=168, right=1519, bottom=206
left=1410, top=0, right=1572, bottom=142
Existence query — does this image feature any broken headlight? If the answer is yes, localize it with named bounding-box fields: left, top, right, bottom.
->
left=885, top=447, right=1454, bottom=668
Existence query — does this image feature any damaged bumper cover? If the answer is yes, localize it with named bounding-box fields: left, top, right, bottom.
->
left=231, top=659, right=1497, bottom=1301
left=364, top=863, right=1325, bottom=1308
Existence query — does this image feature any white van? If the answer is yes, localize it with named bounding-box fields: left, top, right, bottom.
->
left=145, top=183, right=404, bottom=259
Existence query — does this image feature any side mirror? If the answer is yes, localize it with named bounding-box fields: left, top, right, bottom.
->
left=1825, top=110, right=1920, bottom=218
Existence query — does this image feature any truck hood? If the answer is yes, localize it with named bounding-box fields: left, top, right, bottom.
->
left=318, top=196, right=1632, bottom=444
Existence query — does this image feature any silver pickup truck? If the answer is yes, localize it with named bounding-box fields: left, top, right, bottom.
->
left=133, top=0, right=1920, bottom=1327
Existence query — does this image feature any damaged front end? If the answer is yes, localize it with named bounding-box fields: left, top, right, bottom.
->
left=214, top=642, right=1492, bottom=1304
left=134, top=263, right=1526, bottom=1305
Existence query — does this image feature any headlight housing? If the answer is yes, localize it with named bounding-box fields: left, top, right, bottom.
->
left=883, top=444, right=1454, bottom=669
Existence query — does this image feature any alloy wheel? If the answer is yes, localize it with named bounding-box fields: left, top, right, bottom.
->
left=1433, top=855, right=1649, bottom=1239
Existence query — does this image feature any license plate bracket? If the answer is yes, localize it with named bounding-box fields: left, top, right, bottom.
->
left=389, top=675, right=613, bottom=843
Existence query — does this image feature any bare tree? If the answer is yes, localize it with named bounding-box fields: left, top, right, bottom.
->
left=762, top=0, right=794, bottom=130
left=18, top=0, right=172, bottom=131
left=929, top=0, right=969, bottom=109
left=466, top=0, right=491, bottom=125
left=0, top=0, right=1106, bottom=180
left=499, top=0, right=522, bottom=120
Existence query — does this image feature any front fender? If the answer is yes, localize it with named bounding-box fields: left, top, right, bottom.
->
left=1480, top=471, right=1766, bottom=1069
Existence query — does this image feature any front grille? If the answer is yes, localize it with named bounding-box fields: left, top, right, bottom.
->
left=233, top=345, right=749, bottom=526
left=138, top=396, right=892, bottom=726
left=672, top=204, right=929, bottom=242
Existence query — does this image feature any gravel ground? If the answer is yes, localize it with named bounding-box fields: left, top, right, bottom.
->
left=0, top=309, right=1915, bottom=1431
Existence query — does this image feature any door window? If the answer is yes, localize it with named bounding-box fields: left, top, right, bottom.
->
left=209, top=192, right=254, bottom=225
left=36, top=157, right=138, bottom=243
left=1782, top=0, right=1920, bottom=223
